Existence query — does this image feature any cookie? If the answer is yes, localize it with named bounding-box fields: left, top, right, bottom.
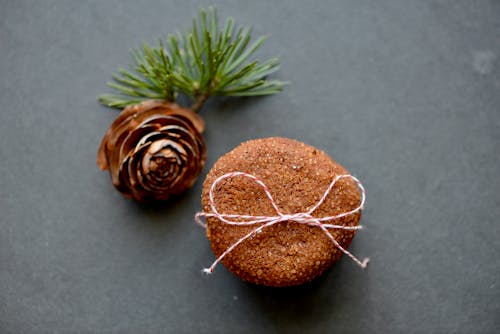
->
left=200, top=137, right=365, bottom=286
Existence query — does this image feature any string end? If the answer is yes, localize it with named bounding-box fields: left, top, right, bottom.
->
left=195, top=212, right=207, bottom=228
left=202, top=268, right=213, bottom=275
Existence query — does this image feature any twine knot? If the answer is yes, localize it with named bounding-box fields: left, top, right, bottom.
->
left=195, top=172, right=369, bottom=274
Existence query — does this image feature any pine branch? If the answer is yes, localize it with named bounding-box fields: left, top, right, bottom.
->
left=99, top=6, right=287, bottom=110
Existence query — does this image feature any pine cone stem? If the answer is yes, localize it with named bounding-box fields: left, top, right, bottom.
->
left=191, top=94, right=209, bottom=113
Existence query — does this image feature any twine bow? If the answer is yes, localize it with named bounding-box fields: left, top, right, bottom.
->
left=195, top=172, right=369, bottom=274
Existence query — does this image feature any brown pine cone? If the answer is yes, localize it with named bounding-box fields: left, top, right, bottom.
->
left=97, top=100, right=206, bottom=202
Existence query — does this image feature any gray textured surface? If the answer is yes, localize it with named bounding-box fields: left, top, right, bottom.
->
left=1, top=0, right=499, bottom=333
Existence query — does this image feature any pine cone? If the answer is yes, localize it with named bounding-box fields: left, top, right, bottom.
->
left=97, top=100, right=206, bottom=202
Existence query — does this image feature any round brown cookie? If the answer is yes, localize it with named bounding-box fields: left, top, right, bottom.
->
left=201, top=137, right=362, bottom=287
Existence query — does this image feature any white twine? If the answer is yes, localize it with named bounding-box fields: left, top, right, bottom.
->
left=195, top=172, right=369, bottom=274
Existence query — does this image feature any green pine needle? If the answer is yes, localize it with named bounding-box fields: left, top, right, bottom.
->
left=99, top=6, right=287, bottom=111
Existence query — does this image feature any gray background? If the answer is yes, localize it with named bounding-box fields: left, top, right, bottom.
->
left=1, top=0, right=499, bottom=333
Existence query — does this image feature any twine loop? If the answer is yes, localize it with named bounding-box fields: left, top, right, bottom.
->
left=195, top=172, right=369, bottom=274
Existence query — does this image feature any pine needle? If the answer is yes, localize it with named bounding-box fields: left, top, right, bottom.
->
left=98, top=6, right=286, bottom=110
